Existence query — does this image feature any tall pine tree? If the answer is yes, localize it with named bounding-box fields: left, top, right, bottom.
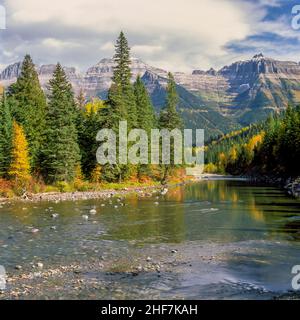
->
left=159, top=73, right=183, bottom=184
left=110, top=31, right=137, bottom=129
left=134, top=75, right=156, bottom=132
left=101, top=32, right=137, bottom=182
left=0, top=93, right=13, bottom=177
left=42, top=64, right=80, bottom=183
left=134, top=75, right=156, bottom=179
left=159, top=73, right=182, bottom=130
left=8, top=55, right=46, bottom=171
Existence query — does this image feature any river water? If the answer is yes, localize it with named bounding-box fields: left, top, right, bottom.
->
left=0, top=179, right=300, bottom=299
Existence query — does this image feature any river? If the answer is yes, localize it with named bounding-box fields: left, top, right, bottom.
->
left=0, top=179, right=300, bottom=299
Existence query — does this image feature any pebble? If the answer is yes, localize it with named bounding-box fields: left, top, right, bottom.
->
left=51, top=213, right=59, bottom=218
left=146, top=257, right=152, bottom=262
left=89, top=209, right=97, bottom=215
left=31, top=228, right=39, bottom=234
left=154, top=202, right=159, bottom=205
left=15, top=265, right=22, bottom=270
left=37, top=262, right=44, bottom=270
left=82, top=215, right=89, bottom=220
left=50, top=226, right=57, bottom=230
left=33, top=272, right=42, bottom=278
left=171, top=249, right=178, bottom=254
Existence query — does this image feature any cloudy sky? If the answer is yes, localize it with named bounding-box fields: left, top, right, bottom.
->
left=0, top=0, right=300, bottom=72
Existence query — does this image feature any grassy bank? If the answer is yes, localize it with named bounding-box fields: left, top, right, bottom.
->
left=0, top=169, right=192, bottom=202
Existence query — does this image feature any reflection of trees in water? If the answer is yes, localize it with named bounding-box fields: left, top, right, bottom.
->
left=182, top=181, right=300, bottom=242
left=5, top=181, right=300, bottom=245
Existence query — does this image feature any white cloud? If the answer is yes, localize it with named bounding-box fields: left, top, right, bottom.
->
left=0, top=0, right=293, bottom=71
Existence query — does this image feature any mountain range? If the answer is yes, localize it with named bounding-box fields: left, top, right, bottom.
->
left=1, top=53, right=300, bottom=139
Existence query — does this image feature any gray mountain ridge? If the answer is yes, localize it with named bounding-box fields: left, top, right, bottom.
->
left=2, top=54, right=300, bottom=138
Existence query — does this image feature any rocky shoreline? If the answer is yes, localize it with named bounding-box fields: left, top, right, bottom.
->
left=0, top=181, right=193, bottom=205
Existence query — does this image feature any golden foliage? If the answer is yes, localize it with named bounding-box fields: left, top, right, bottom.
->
left=204, top=163, right=218, bottom=174
left=90, top=165, right=102, bottom=183
left=247, top=132, right=265, bottom=154
left=8, top=122, right=31, bottom=184
left=228, top=147, right=238, bottom=163
left=84, top=98, right=105, bottom=115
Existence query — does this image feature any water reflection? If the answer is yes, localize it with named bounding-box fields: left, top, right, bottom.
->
left=0, top=180, right=300, bottom=299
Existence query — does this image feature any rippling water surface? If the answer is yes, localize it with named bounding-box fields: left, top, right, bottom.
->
left=0, top=180, right=300, bottom=299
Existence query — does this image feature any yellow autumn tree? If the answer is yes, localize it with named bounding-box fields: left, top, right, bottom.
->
left=228, top=147, right=238, bottom=163
left=218, top=152, right=227, bottom=173
left=247, top=132, right=265, bottom=154
left=90, top=165, right=102, bottom=183
left=9, top=121, right=31, bottom=184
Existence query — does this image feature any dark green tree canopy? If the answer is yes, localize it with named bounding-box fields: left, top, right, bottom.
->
left=42, top=63, right=80, bottom=183
left=8, top=54, right=47, bottom=170
left=159, top=73, right=183, bottom=131
left=0, top=93, right=13, bottom=177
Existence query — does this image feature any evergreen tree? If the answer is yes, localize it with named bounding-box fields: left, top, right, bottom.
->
left=134, top=75, right=156, bottom=178
left=158, top=73, right=183, bottom=183
left=42, top=64, right=80, bottom=183
left=110, top=31, right=137, bottom=129
left=100, top=32, right=137, bottom=182
left=134, top=75, right=156, bottom=132
left=8, top=55, right=46, bottom=170
left=77, top=100, right=103, bottom=178
left=9, top=121, right=31, bottom=184
left=0, top=93, right=13, bottom=177
left=76, top=89, right=86, bottom=110
left=159, top=73, right=183, bottom=130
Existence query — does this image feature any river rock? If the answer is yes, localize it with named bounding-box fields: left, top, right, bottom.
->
left=37, top=262, right=44, bottom=270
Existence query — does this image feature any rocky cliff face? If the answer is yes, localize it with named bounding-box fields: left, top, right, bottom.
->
left=0, top=62, right=22, bottom=87
left=175, top=54, right=300, bottom=124
left=1, top=54, right=300, bottom=133
left=84, top=58, right=167, bottom=98
left=0, top=63, right=84, bottom=93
